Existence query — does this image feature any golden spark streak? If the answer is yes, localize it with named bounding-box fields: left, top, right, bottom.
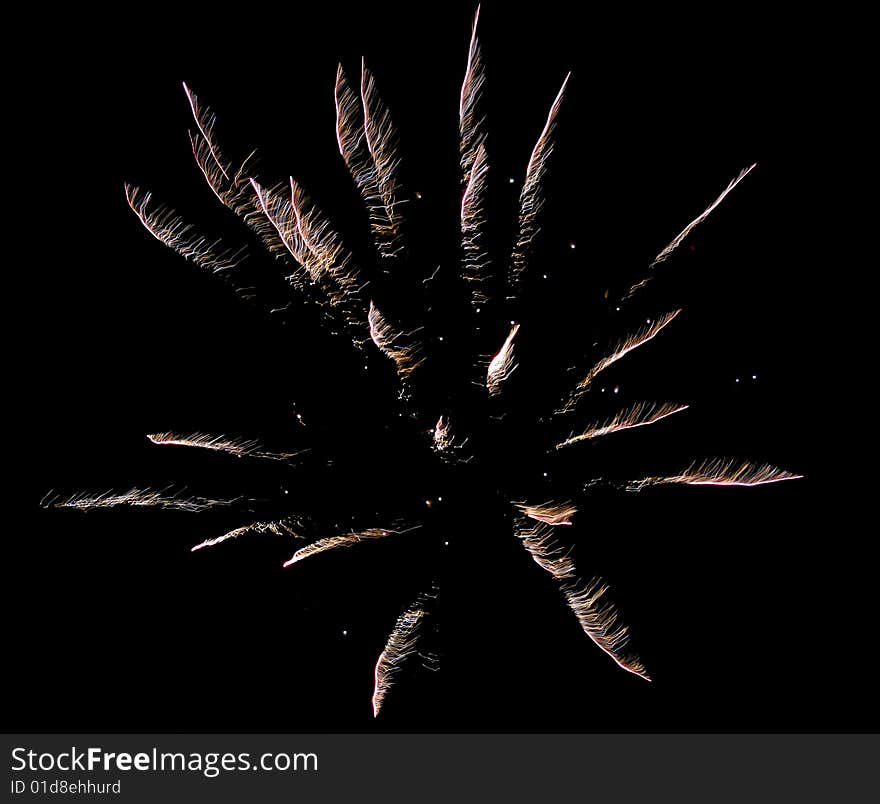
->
left=182, top=83, right=260, bottom=224
left=509, top=72, right=571, bottom=296
left=625, top=164, right=756, bottom=299
left=48, top=488, right=238, bottom=513
left=335, top=64, right=393, bottom=260
left=147, top=433, right=305, bottom=463
left=559, top=310, right=680, bottom=413
left=459, top=4, right=486, bottom=185
left=124, top=184, right=245, bottom=273
left=372, top=603, right=426, bottom=717
left=555, top=402, right=689, bottom=448
left=461, top=143, right=491, bottom=315
left=487, top=323, right=520, bottom=396
left=515, top=518, right=650, bottom=680
left=191, top=519, right=301, bottom=552
left=368, top=301, right=425, bottom=380
left=627, top=458, right=803, bottom=491
left=282, top=527, right=418, bottom=568
left=515, top=500, right=578, bottom=526
left=361, top=60, right=405, bottom=259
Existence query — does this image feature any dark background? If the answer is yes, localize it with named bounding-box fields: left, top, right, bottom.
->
left=9, top=2, right=869, bottom=731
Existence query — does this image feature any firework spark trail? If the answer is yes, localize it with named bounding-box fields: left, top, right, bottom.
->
left=335, top=64, right=395, bottom=261
left=515, top=500, right=578, bottom=526
left=249, top=178, right=311, bottom=290
left=372, top=598, right=428, bottom=717
left=361, top=61, right=406, bottom=259
left=183, top=83, right=260, bottom=218
left=459, top=5, right=486, bottom=185
left=558, top=310, right=681, bottom=413
left=487, top=323, right=520, bottom=395
left=508, top=72, right=571, bottom=299
left=515, top=517, right=650, bottom=680
left=147, top=433, right=306, bottom=463
left=288, top=178, right=366, bottom=322
left=191, top=519, right=302, bottom=552
left=461, top=143, right=491, bottom=320
left=250, top=177, right=367, bottom=340
left=282, top=526, right=420, bottom=568
left=624, top=164, right=757, bottom=300
left=626, top=458, right=803, bottom=491
left=368, top=301, right=425, bottom=381
left=47, top=487, right=240, bottom=513
left=555, top=402, right=690, bottom=448
left=124, top=185, right=246, bottom=273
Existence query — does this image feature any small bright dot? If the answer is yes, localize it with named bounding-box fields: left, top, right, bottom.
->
left=342, top=630, right=348, bottom=636
left=752, top=374, right=757, bottom=380
left=508, top=177, right=515, bottom=184
left=438, top=336, right=444, bottom=341
left=425, top=499, right=434, bottom=508
left=613, top=385, right=620, bottom=394
left=542, top=273, right=548, bottom=279
left=646, top=319, right=652, bottom=324
left=542, top=471, right=548, bottom=477
left=476, top=307, right=481, bottom=313
left=414, top=191, right=422, bottom=199
left=569, top=242, right=576, bottom=249
left=615, top=306, right=621, bottom=311
left=600, top=387, right=605, bottom=393
left=735, top=378, right=740, bottom=383
left=283, top=489, right=289, bottom=495
left=444, top=541, right=449, bottom=546
left=437, top=496, right=443, bottom=502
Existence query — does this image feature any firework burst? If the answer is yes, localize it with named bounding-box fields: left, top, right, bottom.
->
left=47, top=6, right=801, bottom=717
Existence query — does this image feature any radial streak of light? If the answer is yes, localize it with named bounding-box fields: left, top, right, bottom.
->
left=191, top=519, right=302, bottom=552
left=124, top=185, right=245, bottom=273
left=487, top=323, right=520, bottom=395
left=372, top=602, right=427, bottom=717
left=515, top=499, right=578, bottom=526
left=335, top=64, right=391, bottom=259
left=555, top=402, right=689, bottom=448
left=361, top=60, right=405, bottom=259
left=508, top=72, right=571, bottom=297
left=282, top=526, right=419, bottom=568
left=626, top=458, right=803, bottom=491
left=459, top=4, right=486, bottom=184
left=368, top=301, right=425, bottom=379
left=147, top=433, right=305, bottom=463
left=461, top=143, right=491, bottom=317
left=559, top=310, right=681, bottom=412
left=624, top=164, right=756, bottom=299
left=515, top=518, right=650, bottom=680
left=182, top=82, right=258, bottom=218
left=47, top=488, right=239, bottom=513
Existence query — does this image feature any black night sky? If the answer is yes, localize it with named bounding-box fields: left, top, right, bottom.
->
left=9, top=2, right=870, bottom=732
